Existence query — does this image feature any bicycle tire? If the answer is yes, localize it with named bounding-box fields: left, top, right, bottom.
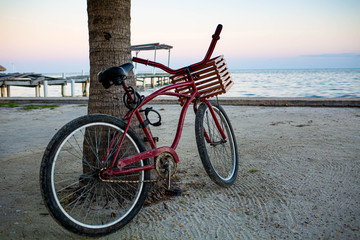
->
left=195, top=101, right=238, bottom=187
left=40, top=114, right=150, bottom=236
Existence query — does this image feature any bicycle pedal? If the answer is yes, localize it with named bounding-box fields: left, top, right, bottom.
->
left=165, top=189, right=182, bottom=196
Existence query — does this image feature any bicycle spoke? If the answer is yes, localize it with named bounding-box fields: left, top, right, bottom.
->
left=61, top=179, right=95, bottom=208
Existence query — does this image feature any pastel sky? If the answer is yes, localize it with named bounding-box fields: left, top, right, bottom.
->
left=0, top=0, right=359, bottom=73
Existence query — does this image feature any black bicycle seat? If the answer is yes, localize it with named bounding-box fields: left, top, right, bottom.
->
left=98, top=63, right=134, bottom=89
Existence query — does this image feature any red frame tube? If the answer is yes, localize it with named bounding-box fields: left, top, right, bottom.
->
left=201, top=99, right=227, bottom=140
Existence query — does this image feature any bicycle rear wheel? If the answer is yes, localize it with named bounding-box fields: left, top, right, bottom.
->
left=40, top=114, right=150, bottom=236
left=195, top=101, right=238, bottom=187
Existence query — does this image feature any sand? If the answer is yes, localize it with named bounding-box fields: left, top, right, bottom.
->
left=0, top=103, right=359, bottom=239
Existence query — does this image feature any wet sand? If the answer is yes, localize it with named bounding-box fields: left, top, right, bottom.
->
left=0, top=103, right=359, bottom=239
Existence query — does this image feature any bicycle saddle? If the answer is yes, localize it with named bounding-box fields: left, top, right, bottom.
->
left=98, top=63, right=134, bottom=89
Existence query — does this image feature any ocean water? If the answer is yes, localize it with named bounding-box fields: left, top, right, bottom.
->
left=227, top=68, right=360, bottom=98
left=4, top=69, right=360, bottom=98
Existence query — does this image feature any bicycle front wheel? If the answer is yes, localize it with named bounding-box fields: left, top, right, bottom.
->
left=40, top=114, right=150, bottom=236
left=195, top=101, right=238, bottom=187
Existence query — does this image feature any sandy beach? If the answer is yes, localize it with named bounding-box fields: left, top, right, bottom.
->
left=0, top=103, right=359, bottom=239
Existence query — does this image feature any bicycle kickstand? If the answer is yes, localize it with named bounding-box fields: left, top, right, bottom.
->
left=164, top=164, right=182, bottom=197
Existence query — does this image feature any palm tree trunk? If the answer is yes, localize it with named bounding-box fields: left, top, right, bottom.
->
left=87, top=0, right=133, bottom=117
left=86, top=0, right=166, bottom=202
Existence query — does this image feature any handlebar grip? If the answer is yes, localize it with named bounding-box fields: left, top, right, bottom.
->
left=212, top=24, right=223, bottom=40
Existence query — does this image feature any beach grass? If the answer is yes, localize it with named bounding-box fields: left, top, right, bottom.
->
left=0, top=102, right=21, bottom=108
left=0, top=102, right=59, bottom=110
left=23, top=104, right=59, bottom=110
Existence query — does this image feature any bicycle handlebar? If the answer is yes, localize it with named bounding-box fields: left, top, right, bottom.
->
left=212, top=24, right=223, bottom=40
left=132, top=24, right=223, bottom=75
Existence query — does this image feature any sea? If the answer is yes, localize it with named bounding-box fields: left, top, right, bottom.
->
left=5, top=68, right=360, bottom=98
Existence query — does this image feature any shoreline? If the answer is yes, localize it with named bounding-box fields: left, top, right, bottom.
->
left=1, top=96, right=360, bottom=107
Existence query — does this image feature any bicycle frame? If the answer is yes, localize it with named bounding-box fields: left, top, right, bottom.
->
left=101, top=25, right=227, bottom=178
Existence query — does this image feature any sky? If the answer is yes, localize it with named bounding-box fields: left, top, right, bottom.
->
left=0, top=0, right=359, bottom=73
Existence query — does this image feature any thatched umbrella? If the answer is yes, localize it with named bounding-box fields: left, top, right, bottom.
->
left=0, top=65, right=6, bottom=71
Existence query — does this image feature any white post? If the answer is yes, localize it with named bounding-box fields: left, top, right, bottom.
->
left=153, top=47, right=157, bottom=74
left=168, top=48, right=171, bottom=67
left=43, top=80, right=48, bottom=97
left=35, top=86, right=39, bottom=97
left=71, top=79, right=75, bottom=97
left=135, top=51, right=139, bottom=75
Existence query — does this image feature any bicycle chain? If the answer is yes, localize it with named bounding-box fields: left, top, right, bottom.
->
left=98, top=169, right=158, bottom=184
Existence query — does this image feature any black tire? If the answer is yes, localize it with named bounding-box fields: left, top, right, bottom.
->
left=40, top=114, right=150, bottom=236
left=195, top=101, right=238, bottom=187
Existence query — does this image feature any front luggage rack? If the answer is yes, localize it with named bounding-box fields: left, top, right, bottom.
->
left=170, top=55, right=233, bottom=105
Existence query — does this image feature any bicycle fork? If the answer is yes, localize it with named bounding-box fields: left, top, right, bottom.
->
left=200, top=99, right=227, bottom=144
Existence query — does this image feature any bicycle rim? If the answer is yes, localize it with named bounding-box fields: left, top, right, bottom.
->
left=47, top=119, right=147, bottom=232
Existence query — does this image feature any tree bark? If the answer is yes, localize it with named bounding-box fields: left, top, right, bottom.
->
left=87, top=0, right=133, bottom=117
left=87, top=0, right=166, bottom=203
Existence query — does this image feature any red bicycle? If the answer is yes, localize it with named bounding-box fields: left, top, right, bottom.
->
left=40, top=24, right=238, bottom=236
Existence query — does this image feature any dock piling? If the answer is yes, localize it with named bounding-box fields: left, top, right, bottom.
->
left=43, top=80, right=48, bottom=97
left=1, top=84, right=5, bottom=97
left=135, top=73, right=171, bottom=89
left=82, top=78, right=89, bottom=97
left=6, top=85, right=11, bottom=97
left=61, top=84, right=66, bottom=97
left=71, top=79, right=75, bottom=97
left=35, top=85, right=40, bottom=97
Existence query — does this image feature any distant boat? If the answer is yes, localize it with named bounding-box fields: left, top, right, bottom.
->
left=0, top=65, right=6, bottom=71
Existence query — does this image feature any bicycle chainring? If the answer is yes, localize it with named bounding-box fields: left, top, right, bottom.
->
left=155, top=152, right=177, bottom=179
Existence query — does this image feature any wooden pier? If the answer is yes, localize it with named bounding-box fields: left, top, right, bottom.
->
left=1, top=42, right=174, bottom=97
left=135, top=73, right=171, bottom=88
left=0, top=73, right=89, bottom=97
left=0, top=72, right=172, bottom=97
